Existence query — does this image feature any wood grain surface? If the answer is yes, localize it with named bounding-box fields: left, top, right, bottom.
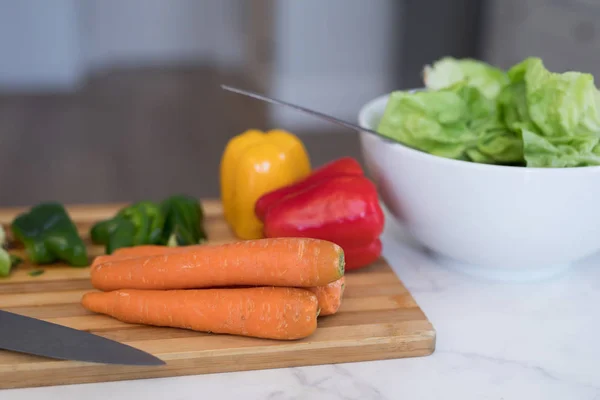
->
left=0, top=200, right=436, bottom=389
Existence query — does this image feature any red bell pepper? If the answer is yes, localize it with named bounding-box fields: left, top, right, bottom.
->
left=257, top=158, right=385, bottom=271
left=255, top=156, right=364, bottom=221
left=344, top=238, right=382, bottom=271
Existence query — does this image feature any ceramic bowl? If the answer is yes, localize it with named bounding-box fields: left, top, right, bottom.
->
left=358, top=92, right=600, bottom=281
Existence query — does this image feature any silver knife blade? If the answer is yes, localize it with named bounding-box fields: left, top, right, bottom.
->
left=220, top=84, right=395, bottom=144
left=0, top=310, right=165, bottom=366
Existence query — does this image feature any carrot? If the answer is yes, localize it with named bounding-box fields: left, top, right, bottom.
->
left=110, top=245, right=188, bottom=258
left=91, top=244, right=345, bottom=313
left=91, top=255, right=110, bottom=269
left=81, top=287, right=319, bottom=340
left=91, top=246, right=173, bottom=269
left=307, top=276, right=345, bottom=316
left=94, top=243, right=346, bottom=314
left=91, top=237, right=344, bottom=291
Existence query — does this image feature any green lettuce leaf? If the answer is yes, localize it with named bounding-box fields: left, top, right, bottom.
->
left=382, top=55, right=600, bottom=168
left=521, top=128, right=600, bottom=167
left=377, top=83, right=524, bottom=165
left=498, top=59, right=535, bottom=133
left=500, top=57, right=600, bottom=167
left=423, top=57, right=509, bottom=99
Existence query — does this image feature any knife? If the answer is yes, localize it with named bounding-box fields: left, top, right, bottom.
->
left=0, top=310, right=165, bottom=366
left=220, top=84, right=395, bottom=144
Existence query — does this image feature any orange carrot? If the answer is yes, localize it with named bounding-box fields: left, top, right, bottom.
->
left=81, top=287, right=319, bottom=340
left=93, top=244, right=346, bottom=314
left=91, top=246, right=173, bottom=269
left=91, top=237, right=344, bottom=291
left=307, top=276, right=345, bottom=316
left=92, top=245, right=344, bottom=316
left=110, top=245, right=189, bottom=258
left=92, top=245, right=345, bottom=313
left=90, top=255, right=114, bottom=269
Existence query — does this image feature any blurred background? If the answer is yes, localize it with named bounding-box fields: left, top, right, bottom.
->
left=0, top=0, right=597, bottom=206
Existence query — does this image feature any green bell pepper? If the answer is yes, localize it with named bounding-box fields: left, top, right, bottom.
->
left=0, top=225, right=7, bottom=275
left=91, top=195, right=207, bottom=254
left=160, top=195, right=207, bottom=246
left=0, top=226, right=23, bottom=277
left=11, top=202, right=88, bottom=266
left=91, top=201, right=165, bottom=254
left=0, top=249, right=10, bottom=277
left=0, top=224, right=9, bottom=276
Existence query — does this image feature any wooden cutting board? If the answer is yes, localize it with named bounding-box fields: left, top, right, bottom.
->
left=0, top=200, right=436, bottom=389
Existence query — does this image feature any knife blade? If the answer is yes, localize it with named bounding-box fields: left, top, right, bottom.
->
left=0, top=310, right=165, bottom=366
left=220, top=84, right=395, bottom=144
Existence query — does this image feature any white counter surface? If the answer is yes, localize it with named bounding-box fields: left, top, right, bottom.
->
left=4, top=218, right=599, bottom=400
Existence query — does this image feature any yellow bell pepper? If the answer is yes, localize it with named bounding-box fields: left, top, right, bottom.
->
left=220, top=129, right=311, bottom=239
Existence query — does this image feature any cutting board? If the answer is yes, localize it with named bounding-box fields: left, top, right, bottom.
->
left=0, top=200, right=436, bottom=389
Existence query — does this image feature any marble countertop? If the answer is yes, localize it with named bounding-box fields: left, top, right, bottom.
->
left=4, top=216, right=600, bottom=400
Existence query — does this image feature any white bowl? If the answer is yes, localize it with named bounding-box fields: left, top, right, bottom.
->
left=358, top=92, right=600, bottom=282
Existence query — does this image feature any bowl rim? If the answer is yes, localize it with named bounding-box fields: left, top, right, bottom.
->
left=358, top=91, right=600, bottom=174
